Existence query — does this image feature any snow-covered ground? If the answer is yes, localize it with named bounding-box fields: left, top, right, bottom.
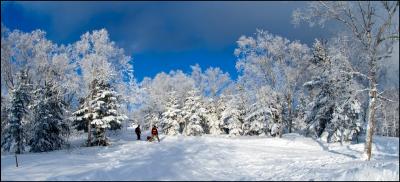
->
left=1, top=128, right=399, bottom=181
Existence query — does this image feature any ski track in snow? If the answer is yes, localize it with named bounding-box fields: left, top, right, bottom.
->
left=1, top=129, right=399, bottom=181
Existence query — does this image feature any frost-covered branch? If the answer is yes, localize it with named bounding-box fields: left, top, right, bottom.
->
left=378, top=95, right=396, bottom=103
left=340, top=70, right=370, bottom=80
left=356, top=88, right=371, bottom=93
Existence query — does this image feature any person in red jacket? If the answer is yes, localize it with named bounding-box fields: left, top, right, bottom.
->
left=151, top=125, right=160, bottom=142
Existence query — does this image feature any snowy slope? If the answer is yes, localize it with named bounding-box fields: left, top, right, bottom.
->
left=1, top=128, right=399, bottom=181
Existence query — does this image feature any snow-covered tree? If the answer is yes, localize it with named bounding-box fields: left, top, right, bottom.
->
left=93, top=80, right=126, bottom=145
left=1, top=24, right=12, bottom=95
left=293, top=0, right=399, bottom=161
left=243, top=86, right=281, bottom=136
left=136, top=77, right=163, bottom=130
left=161, top=92, right=182, bottom=136
left=235, top=30, right=311, bottom=134
left=185, top=114, right=204, bottom=136
left=327, top=99, right=362, bottom=144
left=72, top=29, right=132, bottom=145
left=72, top=28, right=132, bottom=100
left=221, top=83, right=248, bottom=136
left=190, top=64, right=205, bottom=94
left=293, top=94, right=309, bottom=133
left=203, top=98, right=223, bottom=135
left=72, top=98, right=90, bottom=132
left=136, top=66, right=232, bottom=136
left=115, top=68, right=138, bottom=130
left=218, top=94, right=233, bottom=130
left=29, top=81, right=69, bottom=152
left=187, top=65, right=232, bottom=135
left=221, top=99, right=243, bottom=136
left=1, top=96, right=9, bottom=143
left=375, top=89, right=399, bottom=137
left=182, top=89, right=205, bottom=136
left=73, top=80, right=127, bottom=146
left=303, top=39, right=362, bottom=142
left=1, top=28, right=48, bottom=92
left=243, top=104, right=268, bottom=136
left=1, top=70, right=31, bottom=153
left=302, top=40, right=336, bottom=138
left=48, top=48, right=80, bottom=108
left=137, top=70, right=195, bottom=132
left=142, top=104, right=162, bottom=131
left=202, top=67, right=232, bottom=98
left=267, top=91, right=284, bottom=137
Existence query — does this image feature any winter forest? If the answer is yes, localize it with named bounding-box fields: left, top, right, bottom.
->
left=1, top=1, right=399, bottom=181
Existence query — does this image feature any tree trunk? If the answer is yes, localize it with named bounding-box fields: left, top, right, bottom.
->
left=15, top=153, right=18, bottom=167
left=101, top=128, right=107, bottom=146
left=393, top=110, right=397, bottom=137
left=16, top=124, right=21, bottom=154
left=340, top=127, right=344, bottom=146
left=279, top=110, right=283, bottom=138
left=384, top=109, right=388, bottom=136
left=287, top=93, right=292, bottom=133
left=87, top=120, right=92, bottom=147
left=364, top=66, right=377, bottom=161
left=87, top=93, right=92, bottom=147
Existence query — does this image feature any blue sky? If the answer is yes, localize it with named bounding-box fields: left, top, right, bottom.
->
left=1, top=1, right=333, bottom=82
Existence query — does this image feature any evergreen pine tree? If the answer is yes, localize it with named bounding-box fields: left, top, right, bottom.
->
left=72, top=98, right=89, bottom=132
left=243, top=103, right=269, bottom=136
left=303, top=40, right=362, bottom=142
left=92, top=81, right=126, bottom=145
left=1, top=70, right=31, bottom=153
left=204, top=98, right=222, bottom=135
left=293, top=95, right=308, bottom=133
left=182, top=89, right=205, bottom=136
left=73, top=79, right=127, bottom=146
left=161, top=92, right=182, bottom=136
left=221, top=96, right=243, bottom=136
left=30, top=81, right=69, bottom=152
left=1, top=96, right=9, bottom=146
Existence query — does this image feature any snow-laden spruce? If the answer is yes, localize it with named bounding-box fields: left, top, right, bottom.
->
left=303, top=39, right=362, bottom=143
left=203, top=98, right=222, bottom=135
left=29, top=81, right=69, bottom=152
left=243, top=104, right=269, bottom=136
left=1, top=70, right=31, bottom=153
left=73, top=80, right=127, bottom=146
left=182, top=89, right=205, bottom=136
left=161, top=91, right=182, bottom=136
left=221, top=94, right=244, bottom=136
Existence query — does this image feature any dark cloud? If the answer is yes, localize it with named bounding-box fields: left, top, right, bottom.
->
left=4, top=1, right=330, bottom=54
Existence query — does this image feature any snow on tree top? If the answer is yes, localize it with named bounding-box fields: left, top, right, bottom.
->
left=101, top=91, right=116, bottom=98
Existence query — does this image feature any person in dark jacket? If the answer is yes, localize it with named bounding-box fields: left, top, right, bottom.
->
left=151, top=125, right=160, bottom=142
left=135, top=125, right=141, bottom=140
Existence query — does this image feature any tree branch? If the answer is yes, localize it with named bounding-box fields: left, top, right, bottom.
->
left=356, top=88, right=371, bottom=93
left=378, top=95, right=396, bottom=103
left=340, top=70, right=370, bottom=80
left=379, top=34, right=400, bottom=42
left=375, top=1, right=399, bottom=46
